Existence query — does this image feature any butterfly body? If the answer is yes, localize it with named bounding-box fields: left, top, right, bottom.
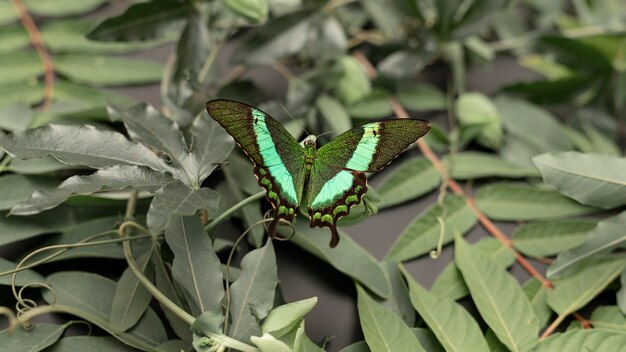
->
left=207, top=99, right=430, bottom=247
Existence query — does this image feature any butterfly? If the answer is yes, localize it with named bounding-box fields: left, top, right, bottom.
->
left=206, top=99, right=431, bottom=247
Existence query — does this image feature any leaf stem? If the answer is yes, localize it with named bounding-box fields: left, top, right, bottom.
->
left=10, top=0, right=55, bottom=109
left=205, top=191, right=265, bottom=233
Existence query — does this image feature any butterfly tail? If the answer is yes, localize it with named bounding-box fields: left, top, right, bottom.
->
left=329, top=225, right=340, bottom=248
left=268, top=216, right=280, bottom=240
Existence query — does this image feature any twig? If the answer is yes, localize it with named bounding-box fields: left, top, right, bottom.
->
left=10, top=0, right=55, bottom=109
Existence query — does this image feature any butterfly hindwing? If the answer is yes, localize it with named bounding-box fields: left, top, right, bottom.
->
left=206, top=99, right=307, bottom=235
left=307, top=119, right=431, bottom=247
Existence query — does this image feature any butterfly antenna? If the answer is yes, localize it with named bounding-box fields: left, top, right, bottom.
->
left=280, top=104, right=310, bottom=136
left=315, top=129, right=341, bottom=139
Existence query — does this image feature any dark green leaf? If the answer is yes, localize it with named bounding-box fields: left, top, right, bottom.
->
left=376, top=157, right=441, bottom=209
left=446, top=152, right=540, bottom=180
left=222, top=164, right=265, bottom=247
left=379, top=261, right=415, bottom=326
left=0, top=103, right=34, bottom=131
left=456, top=93, right=502, bottom=149
left=165, top=216, right=224, bottom=324
left=10, top=166, right=173, bottom=216
left=54, top=55, right=164, bottom=87
left=533, top=152, right=626, bottom=209
left=224, top=0, right=269, bottom=22
left=24, top=0, right=105, bottom=16
left=548, top=211, right=626, bottom=279
left=0, top=174, right=58, bottom=211
left=173, top=13, right=211, bottom=83
left=0, top=323, right=68, bottom=352
left=88, top=1, right=193, bottom=42
left=1, top=124, right=169, bottom=171
left=229, top=239, right=278, bottom=341
left=397, top=83, right=446, bottom=112
left=46, top=336, right=138, bottom=352
left=475, top=182, right=599, bottom=221
left=360, top=0, right=405, bottom=37
left=289, top=222, right=390, bottom=299
left=455, top=236, right=539, bottom=352
left=316, top=94, right=351, bottom=136
left=356, top=284, right=426, bottom=352
left=619, top=270, right=626, bottom=315
left=386, top=195, right=477, bottom=262
left=8, top=157, right=77, bottom=174
left=512, top=219, right=597, bottom=258
left=348, top=90, right=392, bottom=119
left=401, top=266, right=489, bottom=352
left=190, top=111, right=235, bottom=184
left=547, top=258, right=626, bottom=315
left=147, top=181, right=220, bottom=235
left=0, top=257, right=46, bottom=287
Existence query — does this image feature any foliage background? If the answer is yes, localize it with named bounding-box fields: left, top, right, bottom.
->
left=1, top=0, right=626, bottom=352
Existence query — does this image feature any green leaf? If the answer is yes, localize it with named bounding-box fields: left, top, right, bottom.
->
left=386, top=195, right=477, bottom=262
left=1, top=124, right=169, bottom=172
left=360, top=0, right=405, bottom=37
left=430, top=237, right=516, bottom=301
left=379, top=261, right=415, bottom=326
left=495, top=96, right=571, bottom=167
left=224, top=0, right=269, bottom=22
left=24, top=0, right=105, bottom=16
left=262, top=297, right=317, bottom=337
left=316, top=94, right=351, bottom=136
left=397, top=83, right=446, bottom=112
left=42, top=20, right=170, bottom=54
left=8, top=157, right=77, bottom=174
left=173, top=13, right=211, bottom=82
left=590, top=306, right=626, bottom=334
left=0, top=103, right=34, bottom=131
left=401, top=266, right=489, bottom=352
left=548, top=211, right=626, bottom=279
left=455, top=236, right=539, bottom=352
left=522, top=278, right=552, bottom=328
left=348, top=90, right=392, bottom=119
left=547, top=258, right=626, bottom=315
left=0, top=2, right=17, bottom=25
left=456, top=93, right=503, bottom=149
left=229, top=240, right=278, bottom=341
left=335, top=56, right=372, bottom=105
left=446, top=152, right=540, bottom=180
left=10, top=166, right=173, bottom=216
left=43, top=271, right=167, bottom=350
left=376, top=157, right=441, bottom=209
left=289, top=222, right=390, bottom=299
left=190, top=111, right=235, bottom=185
left=475, top=182, right=599, bottom=221
left=0, top=257, right=46, bottom=287
left=147, top=181, right=220, bottom=235
left=0, top=26, right=28, bottom=52
left=292, top=320, right=325, bottom=352
left=88, top=1, right=193, bottom=42
left=222, top=165, right=265, bottom=247
left=0, top=81, right=43, bottom=108
left=356, top=284, right=426, bottom=352
left=619, top=270, right=626, bottom=315
left=533, top=152, right=626, bottom=209
left=54, top=55, right=164, bottom=87
left=0, top=323, right=69, bottom=352
left=0, top=52, right=43, bottom=85
left=378, top=50, right=433, bottom=80
left=512, top=219, right=597, bottom=258
left=251, top=333, right=292, bottom=352
left=537, top=329, right=626, bottom=351
left=46, top=336, right=138, bottom=352
left=0, top=174, right=58, bottom=211
left=110, top=245, right=154, bottom=332
left=164, top=215, right=224, bottom=324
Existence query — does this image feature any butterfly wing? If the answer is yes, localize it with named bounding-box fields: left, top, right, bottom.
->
left=206, top=99, right=307, bottom=235
left=308, top=119, right=431, bottom=247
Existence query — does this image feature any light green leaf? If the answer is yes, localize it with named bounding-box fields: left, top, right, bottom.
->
left=229, top=240, right=278, bottom=342
left=548, top=211, right=626, bottom=278
left=43, top=271, right=167, bottom=350
left=225, top=0, right=269, bottom=22
left=46, top=336, right=138, bottom=352
left=446, top=152, right=540, bottom=180
left=54, top=55, right=164, bottom=87
left=147, top=181, right=220, bottom=235
left=547, top=258, right=626, bottom=315
left=190, top=111, right=234, bottom=185
left=110, top=245, right=154, bottom=332
left=536, top=329, right=626, bottom=351
left=335, top=56, right=372, bottom=105
left=398, top=83, right=446, bottom=112
left=386, top=195, right=477, bottom=262
left=455, top=236, right=539, bottom=352
left=0, top=2, right=17, bottom=25
left=348, top=90, right=392, bottom=119
left=88, top=1, right=193, bottom=42
left=0, top=257, right=46, bottom=287
left=533, top=152, right=626, bottom=209
left=0, top=26, right=28, bottom=52
left=475, top=182, right=598, bottom=221
left=316, top=94, right=351, bottom=136
left=289, top=222, right=390, bottom=298
left=292, top=320, right=325, bottom=352
left=431, top=237, right=516, bottom=301
left=1, top=124, right=169, bottom=172
left=495, top=96, right=571, bottom=167
left=376, top=157, right=441, bottom=209
left=379, top=261, right=415, bottom=326
left=251, top=333, right=292, bottom=352
left=0, top=81, right=43, bottom=108
left=456, top=93, right=503, bottom=149
left=0, top=323, right=69, bottom=352
left=164, top=216, right=224, bottom=325
left=356, top=284, right=426, bottom=352
left=590, top=306, right=626, bottom=334
left=512, top=219, right=597, bottom=258
left=0, top=103, right=33, bottom=131
left=0, top=52, right=43, bottom=85
left=401, top=266, right=489, bottom=352
left=0, top=174, right=58, bottom=211
left=24, top=0, right=105, bottom=16
left=10, top=166, right=172, bottom=216
left=262, top=297, right=317, bottom=337
left=522, top=278, right=552, bottom=328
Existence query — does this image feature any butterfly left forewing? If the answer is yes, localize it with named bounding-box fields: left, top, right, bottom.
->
left=307, top=119, right=431, bottom=247
left=206, top=99, right=307, bottom=236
